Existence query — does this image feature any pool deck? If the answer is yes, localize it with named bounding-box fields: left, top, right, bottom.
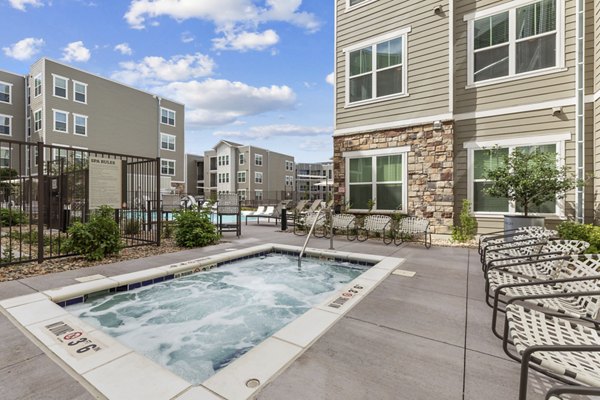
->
left=0, top=223, right=575, bottom=400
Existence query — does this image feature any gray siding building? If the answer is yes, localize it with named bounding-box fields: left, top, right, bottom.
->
left=185, top=153, right=204, bottom=196
left=334, top=0, right=600, bottom=233
left=1, top=58, right=185, bottom=191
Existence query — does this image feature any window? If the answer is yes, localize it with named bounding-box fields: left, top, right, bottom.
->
left=255, top=190, right=263, bottom=201
left=285, top=160, right=294, bottom=171
left=34, top=109, right=42, bottom=132
left=160, top=133, right=175, bottom=151
left=348, top=0, right=370, bottom=6
left=238, top=171, right=246, bottom=183
left=27, top=117, right=31, bottom=137
left=0, top=81, right=11, bottom=104
left=238, top=189, right=246, bottom=201
left=53, top=110, right=68, bottom=132
left=218, top=173, right=230, bottom=183
left=255, top=154, right=263, bottom=166
left=255, top=171, right=263, bottom=184
left=286, top=175, right=293, bottom=186
left=346, top=28, right=409, bottom=105
left=471, top=143, right=558, bottom=214
left=239, top=153, right=245, bottom=165
left=161, top=159, right=175, bottom=176
left=0, top=147, right=10, bottom=168
left=345, top=148, right=408, bottom=211
left=468, top=0, right=561, bottom=84
left=160, top=107, right=175, bottom=126
left=74, top=114, right=87, bottom=136
left=34, top=74, right=42, bottom=97
left=53, top=75, right=68, bottom=99
left=0, top=115, right=11, bottom=136
left=73, top=81, right=87, bottom=104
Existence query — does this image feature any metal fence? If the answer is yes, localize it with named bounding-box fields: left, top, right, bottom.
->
left=0, top=139, right=160, bottom=266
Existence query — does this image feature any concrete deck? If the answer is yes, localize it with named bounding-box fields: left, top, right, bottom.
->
left=0, top=223, right=576, bottom=399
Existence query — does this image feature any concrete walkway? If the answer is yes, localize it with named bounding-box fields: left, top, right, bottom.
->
left=0, top=224, right=570, bottom=399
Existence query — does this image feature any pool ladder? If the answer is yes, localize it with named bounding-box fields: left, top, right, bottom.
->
left=298, top=206, right=334, bottom=268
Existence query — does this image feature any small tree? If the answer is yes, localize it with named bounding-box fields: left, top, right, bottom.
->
left=452, top=199, right=477, bottom=242
left=483, top=148, right=582, bottom=216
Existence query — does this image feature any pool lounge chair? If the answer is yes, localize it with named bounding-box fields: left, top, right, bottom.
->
left=293, top=211, right=326, bottom=236
left=245, top=206, right=276, bottom=225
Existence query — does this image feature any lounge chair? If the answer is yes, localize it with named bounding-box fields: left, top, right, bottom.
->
left=357, top=215, right=392, bottom=244
left=545, top=386, right=600, bottom=399
left=481, top=229, right=558, bottom=267
left=479, top=226, right=547, bottom=254
left=302, top=200, right=323, bottom=215
left=293, top=211, right=326, bottom=236
left=245, top=206, right=276, bottom=225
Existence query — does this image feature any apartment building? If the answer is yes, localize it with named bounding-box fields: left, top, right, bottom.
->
left=0, top=58, right=185, bottom=191
left=334, top=0, right=600, bottom=233
left=185, top=153, right=205, bottom=196
left=296, top=162, right=334, bottom=201
left=203, top=140, right=295, bottom=202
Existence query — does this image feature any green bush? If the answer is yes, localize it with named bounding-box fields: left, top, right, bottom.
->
left=174, top=210, right=219, bottom=248
left=124, top=219, right=141, bottom=235
left=452, top=199, right=478, bottom=243
left=65, top=205, right=123, bottom=261
left=0, top=208, right=26, bottom=226
left=557, top=221, right=600, bottom=253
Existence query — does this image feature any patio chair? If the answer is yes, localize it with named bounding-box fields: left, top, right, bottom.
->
left=481, top=229, right=558, bottom=267
left=357, top=215, right=392, bottom=244
left=327, top=213, right=357, bottom=241
left=502, top=303, right=600, bottom=400
left=545, top=385, right=600, bottom=399
left=489, top=253, right=600, bottom=337
left=479, top=226, right=546, bottom=254
left=302, top=200, right=323, bottom=215
left=394, top=217, right=431, bottom=248
left=293, top=211, right=326, bottom=236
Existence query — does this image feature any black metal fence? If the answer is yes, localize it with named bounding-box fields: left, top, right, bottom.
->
left=0, top=139, right=160, bottom=267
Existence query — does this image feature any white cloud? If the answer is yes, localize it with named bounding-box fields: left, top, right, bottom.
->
left=3, top=37, right=44, bottom=61
left=114, top=42, right=132, bottom=55
left=155, top=79, right=296, bottom=126
left=214, top=124, right=331, bottom=139
left=326, top=72, right=334, bottom=85
left=124, top=0, right=320, bottom=32
left=181, top=31, right=195, bottom=43
left=213, top=29, right=279, bottom=52
left=61, top=41, right=91, bottom=63
left=299, top=137, right=333, bottom=152
left=8, top=0, right=43, bottom=11
left=111, top=53, right=215, bottom=86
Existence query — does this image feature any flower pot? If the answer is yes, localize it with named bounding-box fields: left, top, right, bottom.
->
left=503, top=215, right=545, bottom=239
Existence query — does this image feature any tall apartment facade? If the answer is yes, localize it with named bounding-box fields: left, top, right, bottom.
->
left=296, top=162, right=334, bottom=201
left=203, top=140, right=295, bottom=202
left=0, top=58, right=185, bottom=191
left=334, top=0, right=600, bottom=233
left=185, top=153, right=205, bottom=196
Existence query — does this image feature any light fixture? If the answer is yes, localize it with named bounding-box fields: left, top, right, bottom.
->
left=552, top=106, right=563, bottom=116
left=433, top=120, right=443, bottom=130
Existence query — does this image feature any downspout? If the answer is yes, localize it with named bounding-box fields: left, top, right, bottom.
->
left=575, top=0, right=585, bottom=222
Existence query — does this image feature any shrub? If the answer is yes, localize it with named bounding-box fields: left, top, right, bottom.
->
left=0, top=208, right=26, bottom=226
left=174, top=209, right=219, bottom=248
left=557, top=221, right=600, bottom=253
left=124, top=219, right=141, bottom=235
left=65, top=205, right=123, bottom=261
left=452, top=199, right=478, bottom=243
left=162, top=220, right=174, bottom=239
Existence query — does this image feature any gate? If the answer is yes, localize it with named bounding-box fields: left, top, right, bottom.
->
left=0, top=139, right=160, bottom=266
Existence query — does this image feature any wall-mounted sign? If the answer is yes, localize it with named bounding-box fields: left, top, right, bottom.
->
left=89, top=156, right=122, bottom=209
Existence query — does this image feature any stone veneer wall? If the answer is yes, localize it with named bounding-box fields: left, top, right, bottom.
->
left=333, top=122, right=454, bottom=234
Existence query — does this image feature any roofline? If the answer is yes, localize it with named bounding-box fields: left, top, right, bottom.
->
left=240, top=144, right=294, bottom=159
left=0, top=69, right=26, bottom=79
left=185, top=153, right=204, bottom=158
left=32, top=58, right=185, bottom=107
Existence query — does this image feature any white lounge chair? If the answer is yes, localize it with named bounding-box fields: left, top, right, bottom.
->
left=245, top=206, right=275, bottom=225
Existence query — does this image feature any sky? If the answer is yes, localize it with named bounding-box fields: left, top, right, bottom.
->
left=1, top=0, right=335, bottom=163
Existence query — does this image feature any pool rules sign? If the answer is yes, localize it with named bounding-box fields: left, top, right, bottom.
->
left=89, top=156, right=122, bottom=209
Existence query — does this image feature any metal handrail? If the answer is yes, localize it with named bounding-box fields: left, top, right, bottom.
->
left=298, top=208, right=324, bottom=268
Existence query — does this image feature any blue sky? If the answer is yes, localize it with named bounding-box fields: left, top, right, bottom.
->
left=1, top=0, right=335, bottom=162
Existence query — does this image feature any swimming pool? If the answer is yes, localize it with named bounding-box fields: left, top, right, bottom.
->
left=67, top=254, right=368, bottom=384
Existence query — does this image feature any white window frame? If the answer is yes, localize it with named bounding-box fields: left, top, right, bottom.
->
left=33, top=74, right=42, bottom=98
left=161, top=159, right=176, bottom=176
left=255, top=154, right=263, bottom=166
left=73, top=80, right=87, bottom=104
left=255, top=171, right=263, bottom=184
left=238, top=171, right=246, bottom=183
left=160, top=107, right=176, bottom=127
left=464, top=133, right=570, bottom=217
left=53, top=109, right=69, bottom=133
left=238, top=189, right=246, bottom=201
left=465, top=0, right=565, bottom=88
left=160, top=133, right=176, bottom=151
left=255, top=189, right=263, bottom=201
left=0, top=81, right=12, bottom=104
left=73, top=114, right=88, bottom=136
left=53, top=74, right=69, bottom=99
left=239, top=153, right=245, bottom=165
left=343, top=146, right=410, bottom=213
left=34, top=109, right=42, bottom=132
left=345, top=0, right=377, bottom=12
left=0, top=114, right=12, bottom=136
left=27, top=116, right=31, bottom=137
left=344, top=27, right=411, bottom=108
left=0, top=147, right=10, bottom=168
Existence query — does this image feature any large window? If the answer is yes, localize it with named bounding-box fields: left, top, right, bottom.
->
left=238, top=171, right=246, bottom=183
left=53, top=110, right=68, bottom=132
left=160, top=107, right=176, bottom=126
left=345, top=149, right=407, bottom=211
left=0, top=147, right=10, bottom=168
left=255, top=171, right=263, bottom=184
left=0, top=115, right=11, bottom=136
left=255, top=190, right=263, bottom=201
left=160, top=133, right=175, bottom=151
left=34, top=74, right=42, bottom=97
left=161, top=159, right=175, bottom=176
left=255, top=154, right=263, bottom=166
left=470, top=142, right=559, bottom=214
left=0, top=82, right=11, bottom=104
left=34, top=109, right=42, bottom=132
left=53, top=75, right=68, bottom=99
left=74, top=114, right=87, bottom=136
left=73, top=81, right=87, bottom=104
left=346, top=28, right=408, bottom=105
left=239, top=153, right=245, bottom=165
left=238, top=189, right=246, bottom=201
left=469, top=0, right=561, bottom=84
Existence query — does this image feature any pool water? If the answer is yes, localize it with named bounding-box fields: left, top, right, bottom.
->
left=67, top=254, right=368, bottom=384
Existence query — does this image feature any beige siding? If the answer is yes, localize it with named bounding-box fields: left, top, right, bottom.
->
left=0, top=70, right=26, bottom=141
left=335, top=0, right=450, bottom=130
left=454, top=0, right=576, bottom=114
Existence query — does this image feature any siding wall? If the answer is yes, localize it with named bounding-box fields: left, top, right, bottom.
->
left=0, top=70, right=26, bottom=141
left=335, top=0, right=450, bottom=131
left=594, top=0, right=600, bottom=222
